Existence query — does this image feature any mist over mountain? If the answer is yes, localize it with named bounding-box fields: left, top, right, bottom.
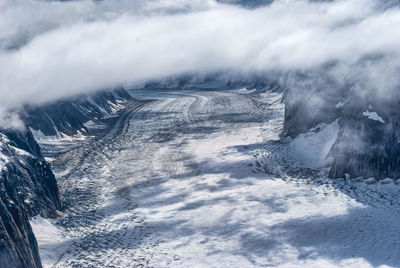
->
left=1, top=0, right=400, bottom=267
left=1, top=0, right=400, bottom=116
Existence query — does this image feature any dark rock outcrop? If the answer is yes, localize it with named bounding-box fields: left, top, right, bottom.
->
left=23, top=88, right=134, bottom=137
left=0, top=129, right=61, bottom=268
left=281, top=70, right=400, bottom=180
left=328, top=98, right=400, bottom=179
left=281, top=72, right=347, bottom=138
left=143, top=73, right=282, bottom=94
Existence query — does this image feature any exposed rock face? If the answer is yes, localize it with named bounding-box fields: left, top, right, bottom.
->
left=0, top=191, right=41, bottom=268
left=281, top=72, right=347, bottom=139
left=143, top=73, right=282, bottom=94
left=216, top=0, right=274, bottom=8
left=329, top=98, right=400, bottom=179
left=0, top=130, right=61, bottom=218
left=0, top=88, right=134, bottom=267
left=0, top=129, right=60, bottom=268
left=23, top=88, right=134, bottom=138
left=281, top=71, right=400, bottom=180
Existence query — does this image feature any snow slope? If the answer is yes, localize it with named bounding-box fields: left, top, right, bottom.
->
left=30, top=216, right=70, bottom=267
left=288, top=120, right=339, bottom=168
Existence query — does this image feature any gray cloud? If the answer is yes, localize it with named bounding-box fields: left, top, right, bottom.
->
left=0, top=0, right=399, bottom=123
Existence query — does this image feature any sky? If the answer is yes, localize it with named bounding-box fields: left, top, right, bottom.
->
left=0, top=0, right=399, bottom=126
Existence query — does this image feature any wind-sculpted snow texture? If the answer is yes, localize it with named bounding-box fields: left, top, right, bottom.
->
left=37, top=89, right=400, bottom=267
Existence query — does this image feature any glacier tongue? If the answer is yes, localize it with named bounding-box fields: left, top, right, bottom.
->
left=38, top=89, right=400, bottom=268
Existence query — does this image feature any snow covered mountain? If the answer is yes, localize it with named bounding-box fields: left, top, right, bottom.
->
left=1, top=77, right=400, bottom=266
left=1, top=0, right=400, bottom=266
left=0, top=88, right=135, bottom=267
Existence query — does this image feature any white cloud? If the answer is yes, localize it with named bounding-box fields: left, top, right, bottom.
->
left=0, top=108, right=24, bottom=130
left=0, top=0, right=399, bottom=114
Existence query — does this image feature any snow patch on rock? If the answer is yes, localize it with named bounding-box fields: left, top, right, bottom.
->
left=288, top=120, right=339, bottom=168
left=29, top=127, right=60, bottom=142
left=30, top=127, right=86, bottom=143
left=363, top=111, right=385, bottom=123
left=0, top=134, right=10, bottom=171
left=335, top=98, right=349, bottom=108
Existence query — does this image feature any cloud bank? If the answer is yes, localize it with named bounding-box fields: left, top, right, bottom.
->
left=0, top=0, right=399, bottom=118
